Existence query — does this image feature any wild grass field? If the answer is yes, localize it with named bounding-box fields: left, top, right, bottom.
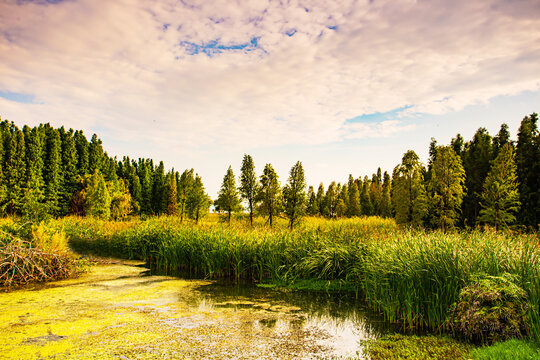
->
left=47, top=214, right=540, bottom=342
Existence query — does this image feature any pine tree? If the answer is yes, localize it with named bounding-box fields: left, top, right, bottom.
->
left=43, top=127, right=63, bottom=215
left=360, top=176, right=373, bottom=216
left=338, top=183, right=349, bottom=217
left=186, top=174, right=210, bottom=224
left=85, top=170, right=111, bottom=219
left=370, top=173, right=382, bottom=215
left=391, top=150, right=428, bottom=226
left=22, top=125, right=46, bottom=220
left=165, top=171, right=178, bottom=215
left=461, top=128, right=493, bottom=226
left=306, top=186, right=318, bottom=215
left=138, top=159, right=154, bottom=214
left=515, top=113, right=539, bottom=228
left=380, top=171, right=392, bottom=218
left=74, top=130, right=89, bottom=176
left=4, top=127, right=26, bottom=214
left=258, top=163, right=282, bottom=227
left=178, top=169, right=194, bottom=223
left=0, top=122, right=6, bottom=209
left=88, top=134, right=104, bottom=174
left=316, top=183, right=326, bottom=216
left=239, top=154, right=259, bottom=226
left=283, top=161, right=307, bottom=230
left=152, top=161, right=166, bottom=214
left=492, top=123, right=512, bottom=158
left=479, top=143, right=520, bottom=230
left=429, top=146, right=466, bottom=231
left=346, top=175, right=361, bottom=217
left=325, top=182, right=338, bottom=218
left=60, top=128, right=78, bottom=215
left=216, top=166, right=241, bottom=225
left=450, top=134, right=464, bottom=157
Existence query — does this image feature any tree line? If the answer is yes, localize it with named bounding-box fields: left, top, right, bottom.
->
left=215, top=113, right=538, bottom=231
left=0, top=112, right=538, bottom=230
left=0, top=119, right=211, bottom=222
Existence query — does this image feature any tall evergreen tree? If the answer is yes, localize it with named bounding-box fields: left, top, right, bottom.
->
left=306, top=186, right=318, bottom=216
left=44, top=127, right=62, bottom=215
left=479, top=143, right=520, bottom=230
left=74, top=130, right=89, bottom=176
left=316, top=183, right=327, bottom=216
left=429, top=146, right=466, bottom=231
left=186, top=174, right=210, bottom=224
left=346, top=175, right=361, bottom=217
left=60, top=128, right=78, bottom=215
left=239, top=154, right=259, bottom=226
left=325, top=182, right=338, bottom=217
left=152, top=161, right=166, bottom=214
left=283, top=161, right=307, bottom=230
left=360, top=176, right=373, bottom=216
left=4, top=128, right=26, bottom=214
left=461, top=128, right=492, bottom=226
left=216, top=166, right=241, bottom=225
left=88, top=134, right=104, bottom=174
left=380, top=171, right=392, bottom=218
left=515, top=113, right=539, bottom=228
left=138, top=159, right=154, bottom=214
left=178, top=169, right=194, bottom=223
left=392, top=150, right=428, bottom=226
left=258, top=163, right=282, bottom=227
left=492, top=123, right=512, bottom=158
left=165, top=171, right=178, bottom=215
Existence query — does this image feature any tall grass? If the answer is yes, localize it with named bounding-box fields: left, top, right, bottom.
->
left=55, top=215, right=539, bottom=340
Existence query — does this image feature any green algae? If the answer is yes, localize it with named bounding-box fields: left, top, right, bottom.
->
left=0, top=262, right=384, bottom=359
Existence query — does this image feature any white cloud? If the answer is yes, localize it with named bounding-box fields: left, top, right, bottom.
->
left=0, top=0, right=539, bottom=155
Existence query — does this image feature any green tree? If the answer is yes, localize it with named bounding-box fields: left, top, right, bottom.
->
left=22, top=125, right=46, bottom=220
left=216, top=166, right=242, bottom=225
left=461, top=128, right=493, bottom=226
left=479, top=143, right=520, bottom=230
left=109, top=179, right=133, bottom=220
left=283, top=161, right=307, bottom=230
left=316, top=183, right=327, bottom=216
left=60, top=128, right=78, bottom=215
left=429, top=146, right=466, bottom=231
left=306, top=186, right=318, bottom=215
left=346, top=175, right=361, bottom=217
left=43, top=127, right=62, bottom=216
left=138, top=159, right=154, bottom=214
left=186, top=174, right=211, bottom=224
left=239, top=154, right=259, bottom=226
left=178, top=169, right=194, bottom=223
left=380, top=171, right=392, bottom=218
left=325, top=182, right=338, bottom=217
left=152, top=161, right=166, bottom=214
left=492, top=123, right=512, bottom=158
left=258, top=163, right=282, bottom=227
left=4, top=127, right=26, bottom=214
left=88, top=134, right=104, bottom=174
left=74, top=130, right=89, bottom=176
left=391, top=150, right=428, bottom=226
left=85, top=170, right=111, bottom=219
left=165, top=171, right=178, bottom=215
left=515, top=113, right=539, bottom=228
left=360, top=176, right=373, bottom=216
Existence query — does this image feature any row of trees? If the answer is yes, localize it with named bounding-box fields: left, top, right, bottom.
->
left=215, top=113, right=538, bottom=231
left=0, top=119, right=211, bottom=221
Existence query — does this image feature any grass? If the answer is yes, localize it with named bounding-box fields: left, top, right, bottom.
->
left=43, top=214, right=540, bottom=341
left=469, top=339, right=540, bottom=360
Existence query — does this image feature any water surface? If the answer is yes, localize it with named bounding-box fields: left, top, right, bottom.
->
left=0, top=262, right=391, bottom=359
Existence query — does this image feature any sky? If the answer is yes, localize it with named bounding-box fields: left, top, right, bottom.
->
left=1, top=0, right=539, bottom=197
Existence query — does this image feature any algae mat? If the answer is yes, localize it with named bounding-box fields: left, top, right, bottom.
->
left=0, top=262, right=383, bottom=359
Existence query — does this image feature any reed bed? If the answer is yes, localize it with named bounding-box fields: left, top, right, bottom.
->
left=56, top=215, right=539, bottom=340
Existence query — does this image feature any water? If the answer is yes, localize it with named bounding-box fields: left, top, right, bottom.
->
left=0, top=261, right=394, bottom=359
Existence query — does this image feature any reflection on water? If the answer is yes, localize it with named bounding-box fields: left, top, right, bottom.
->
left=0, top=262, right=395, bottom=359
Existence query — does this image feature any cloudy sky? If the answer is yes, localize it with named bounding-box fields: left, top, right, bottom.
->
left=1, top=0, right=539, bottom=196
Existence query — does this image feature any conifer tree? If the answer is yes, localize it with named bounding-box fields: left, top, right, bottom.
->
left=392, top=150, right=428, bottom=226
left=60, top=129, right=78, bottom=215
left=88, top=134, right=104, bottom=174
left=4, top=128, right=26, bottom=214
left=0, top=123, right=6, bottom=209
left=186, top=174, right=211, bottom=224
left=325, top=182, right=338, bottom=217
left=515, top=113, right=539, bottom=228
left=338, top=183, right=349, bottom=217
left=216, top=166, right=241, bottom=225
left=283, top=161, right=307, bottom=230
left=74, top=130, right=89, bottom=176
left=239, top=154, right=259, bottom=226
left=450, top=134, right=464, bottom=157
left=429, top=146, right=466, bottom=231
left=165, top=171, right=178, bottom=215
left=152, top=161, right=166, bottom=214
left=306, top=186, right=318, bottom=215
left=346, top=175, right=361, bottom=217
left=138, top=159, right=154, bottom=214
left=85, top=170, right=111, bottom=219
left=316, top=183, right=326, bottom=216
left=492, top=123, right=512, bottom=158
left=22, top=125, right=46, bottom=220
left=258, top=163, right=282, bottom=227
left=370, top=173, right=382, bottom=215
left=461, top=128, right=492, bottom=226
left=360, top=176, right=373, bottom=216
left=380, top=171, right=392, bottom=218
left=44, top=127, right=62, bottom=215
left=479, top=143, right=520, bottom=230
left=178, top=169, right=194, bottom=223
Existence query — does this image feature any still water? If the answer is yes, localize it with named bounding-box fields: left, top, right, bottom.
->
left=0, top=261, right=393, bottom=359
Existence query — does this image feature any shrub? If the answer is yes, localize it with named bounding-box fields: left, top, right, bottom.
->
left=449, top=273, right=530, bottom=344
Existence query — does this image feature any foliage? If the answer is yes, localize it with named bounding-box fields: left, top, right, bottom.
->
left=239, top=154, right=259, bottom=226
left=85, top=170, right=111, bottom=219
left=258, top=163, right=282, bottom=227
left=479, top=143, right=520, bottom=230
left=516, top=113, right=539, bottom=229
left=186, top=174, right=211, bottom=224
left=429, top=146, right=466, bottom=231
left=449, top=273, right=530, bottom=344
left=364, top=334, right=471, bottom=360
left=282, top=161, right=307, bottom=230
left=216, top=166, right=242, bottom=225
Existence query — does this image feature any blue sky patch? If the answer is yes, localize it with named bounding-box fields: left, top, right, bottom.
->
left=327, top=25, right=338, bottom=30
left=345, top=106, right=412, bottom=123
left=180, top=37, right=262, bottom=56
left=0, top=91, right=36, bottom=104
left=285, top=29, right=297, bottom=37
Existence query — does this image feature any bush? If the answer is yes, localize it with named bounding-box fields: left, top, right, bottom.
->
left=449, top=273, right=530, bottom=344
